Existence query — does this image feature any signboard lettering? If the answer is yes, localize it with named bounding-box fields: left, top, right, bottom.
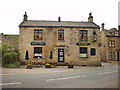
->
left=76, top=43, right=90, bottom=46
left=31, top=42, right=45, bottom=45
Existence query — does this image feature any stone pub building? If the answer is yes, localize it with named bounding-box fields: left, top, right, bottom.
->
left=19, top=12, right=101, bottom=66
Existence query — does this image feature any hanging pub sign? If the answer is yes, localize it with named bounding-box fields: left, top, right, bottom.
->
left=76, top=43, right=90, bottom=46
left=31, top=42, right=45, bottom=45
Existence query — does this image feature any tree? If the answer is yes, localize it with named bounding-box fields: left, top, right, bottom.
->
left=1, top=43, right=14, bottom=55
left=0, top=42, right=19, bottom=67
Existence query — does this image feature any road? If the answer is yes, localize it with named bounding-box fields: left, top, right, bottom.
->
left=1, top=62, right=119, bottom=88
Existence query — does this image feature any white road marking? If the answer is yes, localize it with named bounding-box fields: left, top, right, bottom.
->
left=46, top=75, right=86, bottom=81
left=98, top=71, right=118, bottom=75
left=0, top=82, right=22, bottom=86
left=46, top=79, right=56, bottom=81
left=57, top=78, right=68, bottom=80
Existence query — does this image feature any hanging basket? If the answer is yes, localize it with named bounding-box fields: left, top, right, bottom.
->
left=68, top=65, right=74, bottom=68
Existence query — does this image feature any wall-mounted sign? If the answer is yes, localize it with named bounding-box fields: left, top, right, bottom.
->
left=56, top=45, right=66, bottom=47
left=31, top=42, right=45, bottom=45
left=76, top=43, right=90, bottom=46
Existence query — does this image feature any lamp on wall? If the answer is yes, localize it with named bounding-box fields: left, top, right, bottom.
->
left=66, top=45, right=69, bottom=49
left=53, top=45, right=56, bottom=49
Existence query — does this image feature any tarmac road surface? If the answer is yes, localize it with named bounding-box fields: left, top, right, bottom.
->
left=1, top=62, right=119, bottom=88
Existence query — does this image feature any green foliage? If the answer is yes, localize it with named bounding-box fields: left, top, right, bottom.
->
left=4, top=64, right=17, bottom=68
left=4, top=61, right=20, bottom=68
left=1, top=43, right=14, bottom=54
left=2, top=52, right=18, bottom=66
left=3, top=35, right=19, bottom=52
left=1, top=42, right=19, bottom=67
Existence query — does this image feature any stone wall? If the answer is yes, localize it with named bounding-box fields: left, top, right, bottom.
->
left=19, top=27, right=101, bottom=66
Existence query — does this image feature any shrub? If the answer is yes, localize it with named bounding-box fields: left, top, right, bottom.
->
left=4, top=64, right=17, bottom=68
left=4, top=63, right=20, bottom=68
left=1, top=43, right=13, bottom=55
left=2, top=52, right=18, bottom=66
left=4, top=61, right=20, bottom=68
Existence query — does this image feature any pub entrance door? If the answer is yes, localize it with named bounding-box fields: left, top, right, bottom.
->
left=58, top=49, right=64, bottom=62
left=117, top=52, right=119, bottom=61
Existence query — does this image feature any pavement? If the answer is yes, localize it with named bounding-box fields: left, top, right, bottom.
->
left=1, top=61, right=118, bottom=75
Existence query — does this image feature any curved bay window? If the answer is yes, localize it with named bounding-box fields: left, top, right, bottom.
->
left=79, top=30, right=87, bottom=41
left=34, top=29, right=43, bottom=40
left=34, top=47, right=42, bottom=58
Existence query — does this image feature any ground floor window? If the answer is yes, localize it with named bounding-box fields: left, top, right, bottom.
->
left=34, top=47, right=42, bottom=58
left=90, top=48, right=96, bottom=56
left=80, top=47, right=87, bottom=58
left=109, top=52, right=116, bottom=60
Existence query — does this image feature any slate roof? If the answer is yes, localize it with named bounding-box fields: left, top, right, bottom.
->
left=19, top=20, right=100, bottom=28
left=104, top=29, right=119, bottom=37
left=104, top=30, right=112, bottom=36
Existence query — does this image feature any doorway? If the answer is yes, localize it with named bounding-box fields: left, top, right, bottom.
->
left=117, top=52, right=119, bottom=61
left=58, top=49, right=64, bottom=62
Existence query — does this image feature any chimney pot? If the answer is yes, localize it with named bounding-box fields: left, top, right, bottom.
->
left=58, top=16, right=61, bottom=22
left=118, top=25, right=120, bottom=36
left=88, top=12, right=93, bottom=23
left=23, top=12, right=28, bottom=21
left=101, top=23, right=104, bottom=30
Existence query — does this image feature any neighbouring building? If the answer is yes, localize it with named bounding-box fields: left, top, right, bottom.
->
left=0, top=33, right=19, bottom=52
left=100, top=24, right=120, bottom=62
left=19, top=12, right=102, bottom=66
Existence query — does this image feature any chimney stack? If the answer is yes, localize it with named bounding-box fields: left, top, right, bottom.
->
left=118, top=25, right=120, bottom=36
left=23, top=12, right=28, bottom=21
left=88, top=12, right=93, bottom=23
left=118, top=25, right=120, bottom=30
left=58, top=16, right=61, bottom=22
left=101, top=23, right=104, bottom=30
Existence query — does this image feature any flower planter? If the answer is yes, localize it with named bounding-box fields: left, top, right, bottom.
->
left=26, top=66, right=32, bottom=69
left=45, top=65, right=51, bottom=68
left=45, top=63, right=51, bottom=68
left=68, top=65, right=74, bottom=68
left=26, top=64, right=33, bottom=69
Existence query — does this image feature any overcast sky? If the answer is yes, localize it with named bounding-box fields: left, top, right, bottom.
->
left=0, top=0, right=119, bottom=34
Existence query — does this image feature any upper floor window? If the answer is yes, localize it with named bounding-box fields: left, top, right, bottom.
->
left=115, top=32, right=119, bottom=36
left=112, top=32, right=119, bottom=36
left=58, top=30, right=64, bottom=40
left=108, top=40, right=115, bottom=48
left=79, top=30, right=87, bottom=41
left=34, top=29, right=43, bottom=40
